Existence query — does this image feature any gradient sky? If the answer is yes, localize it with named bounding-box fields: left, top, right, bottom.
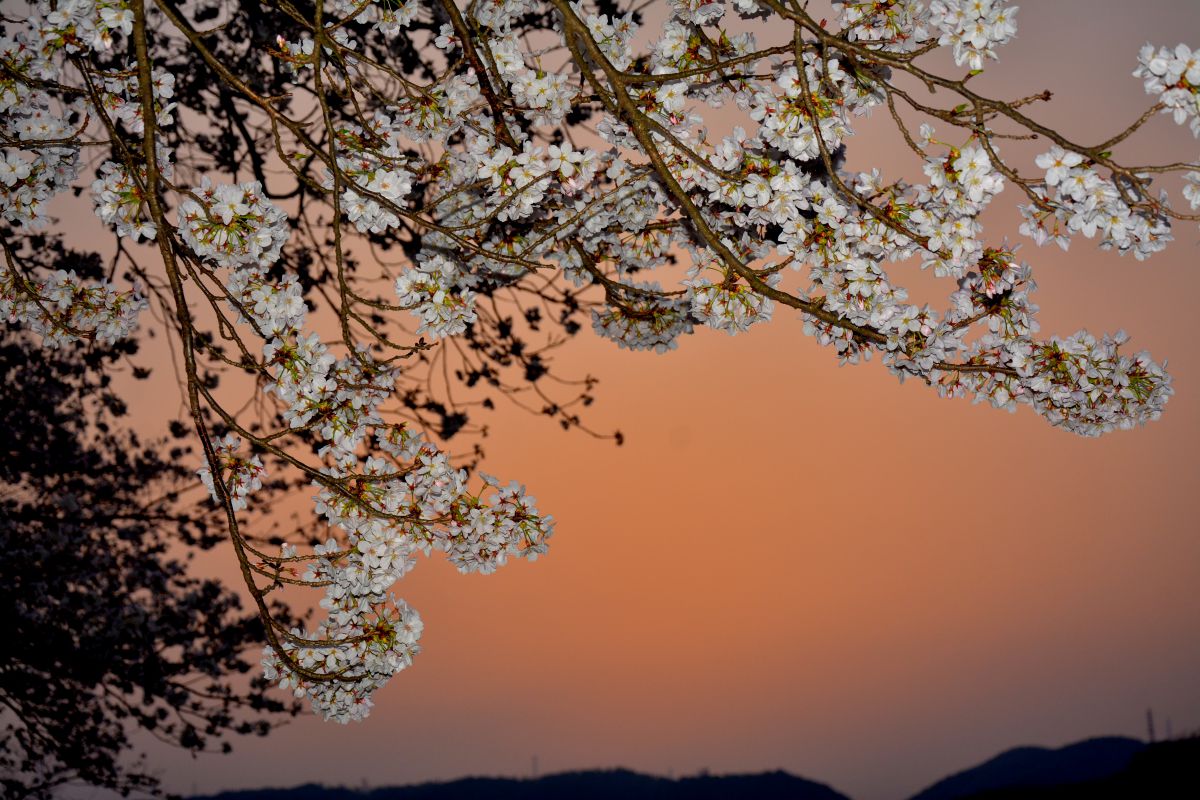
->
left=106, top=2, right=1200, bottom=799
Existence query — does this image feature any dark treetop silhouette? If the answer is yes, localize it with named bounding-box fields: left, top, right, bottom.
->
left=0, top=254, right=298, bottom=798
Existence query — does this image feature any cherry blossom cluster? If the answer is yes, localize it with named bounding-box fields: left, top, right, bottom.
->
left=591, top=283, right=694, bottom=353
left=750, top=52, right=880, bottom=162
left=226, top=269, right=306, bottom=337
left=330, top=117, right=416, bottom=234
left=0, top=25, right=83, bottom=231
left=260, top=425, right=552, bottom=722
left=685, top=246, right=778, bottom=333
left=91, top=156, right=173, bottom=241
left=1010, top=331, right=1171, bottom=435
left=198, top=434, right=266, bottom=512
left=25, top=0, right=133, bottom=55
left=178, top=179, right=290, bottom=269
left=262, top=594, right=423, bottom=724
left=1135, top=43, right=1200, bottom=137
left=0, top=1, right=166, bottom=346
left=0, top=265, right=148, bottom=347
left=0, top=10, right=150, bottom=349
left=689, top=276, right=776, bottom=333
left=259, top=332, right=402, bottom=467
left=328, top=0, right=421, bottom=39
left=833, top=0, right=1016, bottom=65
left=929, top=0, right=1018, bottom=71
left=1022, top=146, right=1171, bottom=259
left=835, top=0, right=931, bottom=52
left=97, top=65, right=177, bottom=135
left=394, top=255, right=479, bottom=339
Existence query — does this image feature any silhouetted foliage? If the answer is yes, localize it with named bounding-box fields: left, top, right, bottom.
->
left=0, top=326, right=298, bottom=799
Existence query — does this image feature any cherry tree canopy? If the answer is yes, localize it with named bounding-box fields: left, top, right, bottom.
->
left=1, top=0, right=1196, bottom=723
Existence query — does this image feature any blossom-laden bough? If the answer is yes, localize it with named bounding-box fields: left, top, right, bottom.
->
left=1, top=0, right=1196, bottom=722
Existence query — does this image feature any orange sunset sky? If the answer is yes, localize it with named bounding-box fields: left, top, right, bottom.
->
left=84, top=2, right=1200, bottom=799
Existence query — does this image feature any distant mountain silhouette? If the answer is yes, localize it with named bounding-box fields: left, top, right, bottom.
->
left=937, top=736, right=1200, bottom=800
left=192, top=736, right=1200, bottom=800
left=905, top=737, right=1147, bottom=800
left=194, top=769, right=851, bottom=800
